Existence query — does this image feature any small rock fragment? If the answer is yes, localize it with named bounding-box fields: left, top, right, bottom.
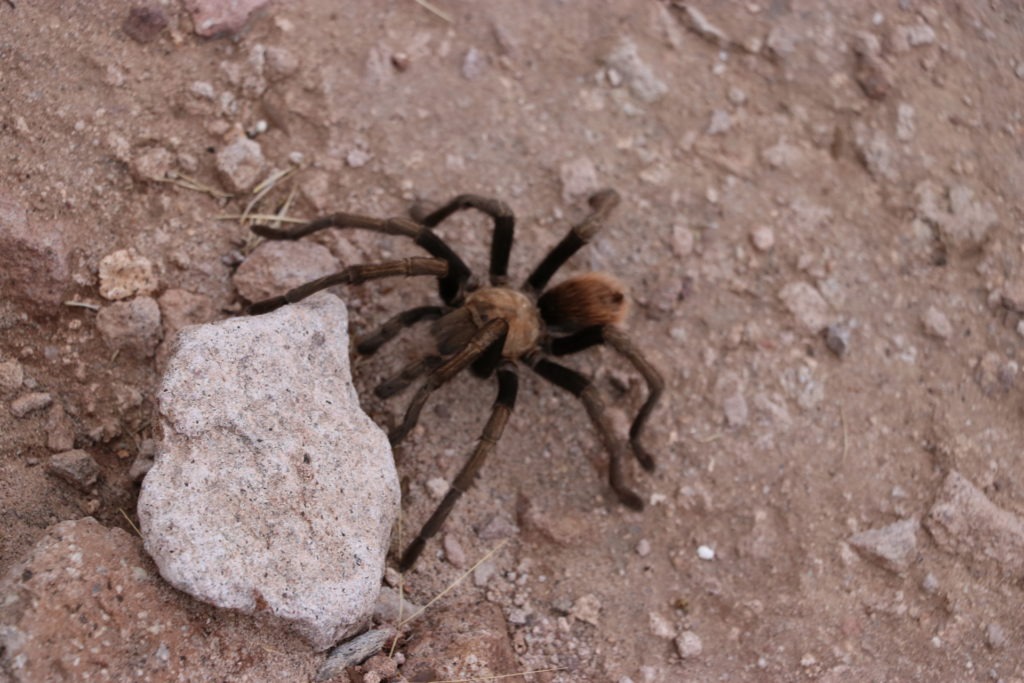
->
left=98, top=248, right=159, bottom=300
left=96, top=297, right=163, bottom=356
left=46, top=402, right=76, bottom=452
left=603, top=38, right=668, bottom=103
left=671, top=225, right=694, bottom=256
left=921, top=306, right=952, bottom=340
left=779, top=281, right=832, bottom=333
left=649, top=612, right=675, bottom=639
left=824, top=323, right=851, bottom=358
left=847, top=518, right=918, bottom=573
left=750, top=226, right=774, bottom=252
left=722, top=393, right=748, bottom=428
left=265, top=46, right=299, bottom=79
left=185, top=0, right=271, bottom=37
left=896, top=103, right=916, bottom=141
left=46, top=450, right=101, bottom=491
left=570, top=594, right=602, bottom=626
left=697, top=545, right=715, bottom=560
left=675, top=630, right=703, bottom=659
left=895, top=23, right=936, bottom=49
left=0, top=359, right=24, bottom=396
left=926, top=471, right=1024, bottom=575
left=636, top=538, right=652, bottom=557
left=122, top=5, right=168, bottom=43
left=442, top=534, right=466, bottom=568
left=559, top=157, right=599, bottom=203
left=985, top=622, right=1007, bottom=650
left=130, top=147, right=174, bottom=182
left=852, top=32, right=893, bottom=100
left=10, top=392, right=53, bottom=418
left=914, top=181, right=998, bottom=253
left=760, top=140, right=804, bottom=171
left=0, top=193, right=71, bottom=306
left=232, top=241, right=341, bottom=304
left=707, top=109, right=731, bottom=135
left=852, top=122, right=898, bottom=181
left=216, top=137, right=265, bottom=194
left=461, top=47, right=487, bottom=80
left=674, top=4, right=731, bottom=48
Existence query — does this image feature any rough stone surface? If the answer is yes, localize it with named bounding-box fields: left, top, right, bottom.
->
left=45, top=449, right=100, bottom=492
left=926, top=471, right=1024, bottom=576
left=98, top=248, right=159, bottom=300
left=138, top=292, right=398, bottom=651
left=779, top=281, right=832, bottom=333
left=184, top=0, right=271, bottom=37
left=0, top=359, right=25, bottom=397
left=0, top=518, right=317, bottom=681
left=603, top=38, right=668, bottom=103
left=847, top=518, right=918, bottom=574
left=9, top=392, right=52, bottom=418
left=95, top=296, right=163, bottom=356
left=215, top=136, right=266, bottom=193
left=914, top=181, right=998, bottom=253
left=0, top=192, right=70, bottom=307
left=233, top=240, right=341, bottom=303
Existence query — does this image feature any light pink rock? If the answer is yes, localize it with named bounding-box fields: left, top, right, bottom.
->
left=215, top=136, right=265, bottom=193
left=138, top=292, right=398, bottom=650
left=233, top=239, right=341, bottom=303
left=184, top=0, right=272, bottom=37
left=98, top=248, right=159, bottom=300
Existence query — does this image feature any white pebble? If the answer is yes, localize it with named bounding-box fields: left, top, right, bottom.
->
left=697, top=545, right=715, bottom=560
left=750, top=226, right=775, bottom=252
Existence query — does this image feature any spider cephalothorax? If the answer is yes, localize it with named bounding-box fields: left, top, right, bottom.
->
left=248, top=189, right=664, bottom=570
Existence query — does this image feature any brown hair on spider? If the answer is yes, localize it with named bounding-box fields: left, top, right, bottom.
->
left=537, top=272, right=630, bottom=334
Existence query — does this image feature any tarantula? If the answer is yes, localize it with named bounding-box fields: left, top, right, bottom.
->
left=247, top=189, right=664, bottom=570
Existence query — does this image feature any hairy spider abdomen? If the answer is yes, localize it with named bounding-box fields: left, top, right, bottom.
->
left=433, top=288, right=540, bottom=359
left=538, top=273, right=629, bottom=333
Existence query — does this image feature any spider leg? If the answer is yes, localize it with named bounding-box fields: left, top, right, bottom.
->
left=548, top=326, right=663, bottom=472
left=411, top=195, right=515, bottom=287
left=374, top=355, right=444, bottom=399
left=354, top=305, right=446, bottom=356
left=248, top=258, right=448, bottom=315
left=252, top=213, right=472, bottom=304
left=389, top=318, right=509, bottom=446
left=524, top=354, right=644, bottom=510
left=399, top=362, right=518, bottom=571
left=523, top=189, right=621, bottom=295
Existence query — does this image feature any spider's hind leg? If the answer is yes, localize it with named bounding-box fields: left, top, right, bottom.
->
left=526, top=354, right=644, bottom=510
left=399, top=361, right=519, bottom=571
left=374, top=355, right=443, bottom=399
left=548, top=325, right=663, bottom=472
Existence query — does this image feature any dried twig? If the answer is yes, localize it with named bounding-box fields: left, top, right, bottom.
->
left=425, top=668, right=568, bottom=683
left=240, top=167, right=296, bottom=224
left=216, top=213, right=307, bottom=224
left=119, top=508, right=142, bottom=537
left=157, top=174, right=232, bottom=199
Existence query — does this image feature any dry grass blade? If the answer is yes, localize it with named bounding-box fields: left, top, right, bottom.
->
left=389, top=507, right=406, bottom=658
left=413, top=0, right=453, bottom=23
left=424, top=667, right=568, bottom=683
left=216, top=213, right=307, bottom=224
left=119, top=508, right=142, bottom=537
left=240, top=166, right=296, bottom=224
left=63, top=300, right=100, bottom=311
left=157, top=174, right=232, bottom=199
left=399, top=539, right=508, bottom=627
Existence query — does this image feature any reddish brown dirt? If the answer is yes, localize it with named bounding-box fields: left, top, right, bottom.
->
left=3, top=1, right=1024, bottom=681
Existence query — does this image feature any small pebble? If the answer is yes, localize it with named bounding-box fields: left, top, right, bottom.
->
left=636, top=539, right=652, bottom=557
left=425, top=477, right=449, bottom=500
left=46, top=449, right=101, bottom=492
left=10, top=392, right=53, bottom=418
left=0, top=359, right=25, bottom=396
left=750, top=226, right=774, bottom=252
left=442, top=533, right=467, bottom=568
left=122, top=4, right=168, bottom=44
left=216, top=136, right=265, bottom=194
left=985, top=622, right=1007, bottom=650
left=648, top=611, right=675, bottom=639
left=570, top=594, right=602, bottom=626
left=675, top=630, right=703, bottom=658
left=697, top=545, right=715, bottom=560
left=921, top=306, right=952, bottom=340
left=707, top=109, right=732, bottom=135
left=824, top=322, right=852, bottom=358
left=98, top=248, right=158, bottom=301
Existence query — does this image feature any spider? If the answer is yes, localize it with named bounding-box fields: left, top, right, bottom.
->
left=247, top=189, right=664, bottom=570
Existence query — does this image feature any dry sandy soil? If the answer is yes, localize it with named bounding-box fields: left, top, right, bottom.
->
left=2, top=1, right=1024, bottom=681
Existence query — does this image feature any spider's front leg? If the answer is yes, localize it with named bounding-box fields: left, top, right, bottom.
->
left=400, top=361, right=519, bottom=571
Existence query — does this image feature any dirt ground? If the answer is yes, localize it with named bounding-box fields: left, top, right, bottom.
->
left=2, top=1, right=1024, bottom=681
